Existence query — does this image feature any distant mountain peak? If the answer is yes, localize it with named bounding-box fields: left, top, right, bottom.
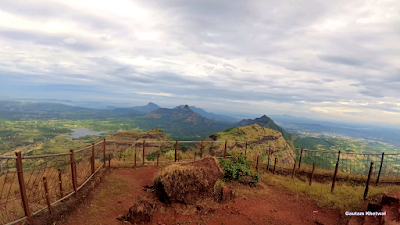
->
left=129, top=102, right=161, bottom=114
left=183, top=105, right=190, bottom=109
left=175, top=105, right=239, bottom=123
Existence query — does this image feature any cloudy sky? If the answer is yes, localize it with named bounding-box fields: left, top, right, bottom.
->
left=0, top=0, right=400, bottom=125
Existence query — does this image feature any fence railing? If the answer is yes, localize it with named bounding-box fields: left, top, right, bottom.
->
left=1, top=139, right=400, bottom=224
left=0, top=140, right=105, bottom=225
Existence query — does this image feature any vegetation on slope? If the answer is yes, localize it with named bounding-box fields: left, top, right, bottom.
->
left=238, top=115, right=296, bottom=147
left=220, top=155, right=260, bottom=186
left=294, top=136, right=400, bottom=154
left=260, top=171, right=400, bottom=213
left=200, top=124, right=295, bottom=167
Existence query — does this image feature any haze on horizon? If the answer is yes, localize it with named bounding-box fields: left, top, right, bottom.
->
left=0, top=0, right=400, bottom=126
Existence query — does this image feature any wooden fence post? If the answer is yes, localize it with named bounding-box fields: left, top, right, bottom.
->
left=224, top=140, right=227, bottom=159
left=103, top=139, right=106, bottom=167
left=298, top=148, right=303, bottom=170
left=267, top=146, right=271, bottom=170
left=134, top=153, right=136, bottom=168
left=91, top=143, right=95, bottom=174
left=245, top=142, right=247, bottom=156
left=376, top=152, right=385, bottom=186
left=310, top=162, right=316, bottom=186
left=43, top=177, right=52, bottom=214
left=16, top=152, right=33, bottom=224
left=331, top=163, right=339, bottom=193
left=143, top=140, right=145, bottom=165
left=201, top=141, right=203, bottom=158
left=175, top=141, right=178, bottom=162
left=292, top=161, right=297, bottom=178
left=157, top=152, right=160, bottom=167
left=331, top=151, right=341, bottom=193
left=108, top=154, right=111, bottom=169
left=58, top=169, right=63, bottom=198
left=364, top=162, right=374, bottom=200
left=256, top=155, right=259, bottom=171
left=273, top=158, right=277, bottom=175
left=70, top=150, right=77, bottom=196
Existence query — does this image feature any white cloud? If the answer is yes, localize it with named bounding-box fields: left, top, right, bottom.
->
left=0, top=0, right=400, bottom=125
left=63, top=38, right=77, bottom=44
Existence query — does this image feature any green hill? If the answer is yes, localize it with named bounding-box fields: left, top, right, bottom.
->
left=201, top=124, right=295, bottom=166
left=238, top=115, right=296, bottom=146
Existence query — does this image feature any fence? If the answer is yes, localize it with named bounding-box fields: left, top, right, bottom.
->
left=0, top=140, right=106, bottom=225
left=1, top=139, right=400, bottom=224
left=267, top=148, right=400, bottom=184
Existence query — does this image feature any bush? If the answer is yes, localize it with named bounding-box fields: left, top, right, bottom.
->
left=146, top=151, right=159, bottom=161
left=165, top=150, right=182, bottom=160
left=219, top=155, right=260, bottom=186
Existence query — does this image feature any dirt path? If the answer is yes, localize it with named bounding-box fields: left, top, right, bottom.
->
left=62, top=167, right=344, bottom=225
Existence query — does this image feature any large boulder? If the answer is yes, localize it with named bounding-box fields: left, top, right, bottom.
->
left=154, top=157, right=223, bottom=204
left=215, top=185, right=235, bottom=203
left=118, top=200, right=155, bottom=224
left=367, top=201, right=382, bottom=212
left=381, top=194, right=399, bottom=206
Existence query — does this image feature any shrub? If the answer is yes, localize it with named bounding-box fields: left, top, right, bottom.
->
left=165, top=150, right=182, bottom=160
left=146, top=151, right=159, bottom=161
left=219, top=155, right=260, bottom=186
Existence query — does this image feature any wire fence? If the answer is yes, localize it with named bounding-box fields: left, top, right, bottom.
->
left=104, top=140, right=400, bottom=184
left=0, top=140, right=105, bottom=225
left=1, top=139, right=400, bottom=224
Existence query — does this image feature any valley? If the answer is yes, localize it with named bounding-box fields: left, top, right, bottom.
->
left=1, top=100, right=399, bottom=158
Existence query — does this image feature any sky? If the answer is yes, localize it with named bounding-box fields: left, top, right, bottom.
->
left=0, top=0, right=400, bottom=125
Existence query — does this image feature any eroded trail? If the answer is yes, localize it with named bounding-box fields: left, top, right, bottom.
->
left=62, top=167, right=344, bottom=225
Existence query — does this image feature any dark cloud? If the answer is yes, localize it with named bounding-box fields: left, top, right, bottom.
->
left=318, top=55, right=364, bottom=66
left=359, top=90, right=385, bottom=98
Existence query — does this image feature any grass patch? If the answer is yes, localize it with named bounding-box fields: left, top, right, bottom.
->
left=87, top=177, right=127, bottom=216
left=234, top=182, right=269, bottom=198
left=260, top=172, right=400, bottom=212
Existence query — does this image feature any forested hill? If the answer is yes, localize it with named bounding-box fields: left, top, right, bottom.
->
left=132, top=105, right=233, bottom=140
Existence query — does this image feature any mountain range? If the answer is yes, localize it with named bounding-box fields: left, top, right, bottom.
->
left=0, top=100, right=295, bottom=140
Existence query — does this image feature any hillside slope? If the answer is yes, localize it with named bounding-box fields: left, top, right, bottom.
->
left=201, top=124, right=296, bottom=165
left=238, top=115, right=296, bottom=145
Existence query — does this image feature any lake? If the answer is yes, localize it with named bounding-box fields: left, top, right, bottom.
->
left=66, top=128, right=105, bottom=138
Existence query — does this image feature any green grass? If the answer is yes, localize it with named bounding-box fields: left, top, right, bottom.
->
left=260, top=171, right=400, bottom=212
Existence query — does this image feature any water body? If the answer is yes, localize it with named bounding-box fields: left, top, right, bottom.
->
left=66, top=128, right=105, bottom=138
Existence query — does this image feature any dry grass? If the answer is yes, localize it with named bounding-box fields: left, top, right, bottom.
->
left=86, top=176, right=127, bottom=217
left=260, top=171, right=400, bottom=213
left=154, top=158, right=223, bottom=202
left=0, top=158, right=104, bottom=224
left=233, top=182, right=269, bottom=198
left=155, top=166, right=214, bottom=197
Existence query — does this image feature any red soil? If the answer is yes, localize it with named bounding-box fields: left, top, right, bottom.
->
left=62, top=167, right=345, bottom=225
